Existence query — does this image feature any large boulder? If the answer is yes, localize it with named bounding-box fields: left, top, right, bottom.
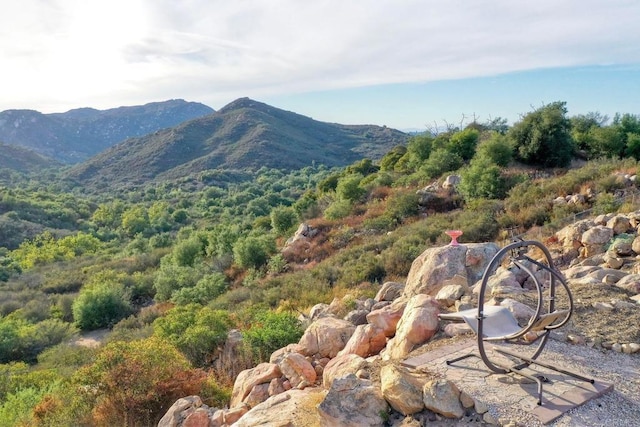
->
left=404, top=243, right=499, bottom=297
left=405, top=245, right=468, bottom=297
left=298, top=317, right=356, bottom=358
left=278, top=352, right=317, bottom=389
left=384, top=295, right=439, bottom=359
left=230, top=363, right=282, bottom=408
left=607, top=215, right=632, bottom=235
left=323, top=354, right=369, bottom=389
left=423, top=379, right=464, bottom=419
left=375, top=281, right=404, bottom=302
left=615, top=274, right=640, bottom=293
left=337, top=323, right=387, bottom=358
left=380, top=364, right=426, bottom=415
left=158, top=396, right=208, bottom=427
left=318, top=374, right=388, bottom=427
left=555, top=219, right=595, bottom=250
left=366, top=298, right=407, bottom=337
left=234, top=389, right=327, bottom=427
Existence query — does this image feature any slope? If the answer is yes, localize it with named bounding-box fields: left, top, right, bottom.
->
left=0, top=99, right=214, bottom=163
left=64, top=98, right=408, bottom=189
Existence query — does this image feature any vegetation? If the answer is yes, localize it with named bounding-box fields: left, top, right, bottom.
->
left=0, top=101, right=639, bottom=425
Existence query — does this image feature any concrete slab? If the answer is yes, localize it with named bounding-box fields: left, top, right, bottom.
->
left=403, top=338, right=614, bottom=425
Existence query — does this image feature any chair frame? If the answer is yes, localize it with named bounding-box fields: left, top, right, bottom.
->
left=444, top=239, right=594, bottom=405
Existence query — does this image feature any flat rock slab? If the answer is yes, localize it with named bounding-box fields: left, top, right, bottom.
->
left=402, top=338, right=614, bottom=425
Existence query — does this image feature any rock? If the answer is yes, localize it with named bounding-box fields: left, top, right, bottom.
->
left=443, top=322, right=473, bottom=337
left=607, top=215, right=632, bottom=235
left=422, top=379, right=464, bottom=419
left=442, top=174, right=461, bottom=189
left=318, top=374, right=389, bottom=427
left=604, top=255, right=624, bottom=269
left=563, top=265, right=600, bottom=279
left=344, top=309, right=369, bottom=326
left=298, top=316, right=356, bottom=358
left=405, top=245, right=468, bottom=297
left=230, top=363, right=282, bottom=408
left=323, top=354, right=369, bottom=389
left=211, top=329, right=253, bottom=384
left=612, top=343, right=623, bottom=352
left=278, top=352, right=317, bottom=389
left=337, top=324, right=388, bottom=358
left=367, top=298, right=407, bottom=337
left=244, top=383, right=270, bottom=408
left=268, top=377, right=287, bottom=396
left=384, top=295, right=439, bottom=359
left=375, top=281, right=405, bottom=301
left=610, top=239, right=633, bottom=256
left=553, top=196, right=567, bottom=206
left=309, top=303, right=330, bottom=320
left=631, top=294, right=640, bottom=304
left=234, top=389, right=326, bottom=427
left=611, top=299, right=637, bottom=309
left=592, top=301, right=614, bottom=311
left=615, top=274, right=640, bottom=293
left=633, top=236, right=640, bottom=254
left=380, top=364, right=426, bottom=415
left=435, top=284, right=466, bottom=307
left=464, top=243, right=500, bottom=283
left=623, top=343, right=640, bottom=353
left=581, top=226, right=613, bottom=246
left=270, top=343, right=305, bottom=364
left=556, top=219, right=594, bottom=250
left=500, top=298, right=536, bottom=324
left=158, top=396, right=204, bottom=427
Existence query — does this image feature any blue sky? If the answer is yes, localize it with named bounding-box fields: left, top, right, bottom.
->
left=1, top=1, right=639, bottom=131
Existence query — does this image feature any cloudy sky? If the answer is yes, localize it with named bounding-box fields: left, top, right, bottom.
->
left=2, top=0, right=639, bottom=130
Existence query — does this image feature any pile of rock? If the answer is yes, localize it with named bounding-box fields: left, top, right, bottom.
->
left=159, top=210, right=640, bottom=426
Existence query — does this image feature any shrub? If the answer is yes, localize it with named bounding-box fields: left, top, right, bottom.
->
left=243, top=310, right=304, bottom=363
left=72, top=278, right=132, bottom=331
left=70, top=337, right=210, bottom=427
left=153, top=305, right=231, bottom=366
left=324, top=199, right=352, bottom=220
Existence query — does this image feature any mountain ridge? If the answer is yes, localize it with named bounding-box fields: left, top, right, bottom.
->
left=64, top=98, right=409, bottom=190
left=0, top=99, right=214, bottom=163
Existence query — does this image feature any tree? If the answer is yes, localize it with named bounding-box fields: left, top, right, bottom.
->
left=121, top=206, right=149, bottom=237
left=270, top=206, right=297, bottom=235
left=233, top=235, right=275, bottom=269
left=420, top=148, right=463, bottom=179
left=448, top=128, right=479, bottom=161
left=243, top=310, right=303, bottom=363
left=475, top=132, right=513, bottom=167
left=458, top=157, right=507, bottom=200
left=509, top=101, right=573, bottom=167
left=336, top=174, right=366, bottom=202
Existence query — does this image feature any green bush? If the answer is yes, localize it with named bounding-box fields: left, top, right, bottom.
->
left=243, top=310, right=304, bottom=363
left=72, top=278, right=132, bottom=331
left=153, top=305, right=231, bottom=366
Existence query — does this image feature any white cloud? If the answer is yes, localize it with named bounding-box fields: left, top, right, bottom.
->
left=1, top=0, right=639, bottom=112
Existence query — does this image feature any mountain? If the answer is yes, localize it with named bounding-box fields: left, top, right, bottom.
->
left=65, top=98, right=409, bottom=189
left=0, top=99, right=214, bottom=163
left=0, top=141, right=60, bottom=173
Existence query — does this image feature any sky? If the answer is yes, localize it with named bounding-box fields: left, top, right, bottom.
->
left=1, top=0, right=639, bottom=131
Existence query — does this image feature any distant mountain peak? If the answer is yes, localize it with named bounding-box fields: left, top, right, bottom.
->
left=0, top=100, right=215, bottom=163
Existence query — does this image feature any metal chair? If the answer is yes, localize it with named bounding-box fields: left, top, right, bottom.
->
left=439, top=239, right=593, bottom=405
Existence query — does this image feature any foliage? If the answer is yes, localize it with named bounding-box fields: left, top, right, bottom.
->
left=270, top=205, right=298, bottom=235
left=459, top=157, right=507, bottom=200
left=419, top=148, right=463, bottom=179
left=243, top=310, right=304, bottom=363
left=233, top=235, right=276, bottom=270
left=509, top=101, right=573, bottom=167
left=153, top=304, right=231, bottom=366
left=11, top=231, right=101, bottom=270
left=447, top=128, right=479, bottom=161
left=72, top=272, right=133, bottom=331
left=69, top=337, right=212, bottom=426
left=475, top=132, right=513, bottom=166
left=0, top=317, right=76, bottom=363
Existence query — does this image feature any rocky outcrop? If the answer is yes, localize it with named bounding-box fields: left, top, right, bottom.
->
left=404, top=242, right=499, bottom=297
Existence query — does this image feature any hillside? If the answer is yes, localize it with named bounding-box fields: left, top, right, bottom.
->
left=0, top=142, right=60, bottom=173
left=64, top=98, right=409, bottom=189
left=0, top=99, right=214, bottom=163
